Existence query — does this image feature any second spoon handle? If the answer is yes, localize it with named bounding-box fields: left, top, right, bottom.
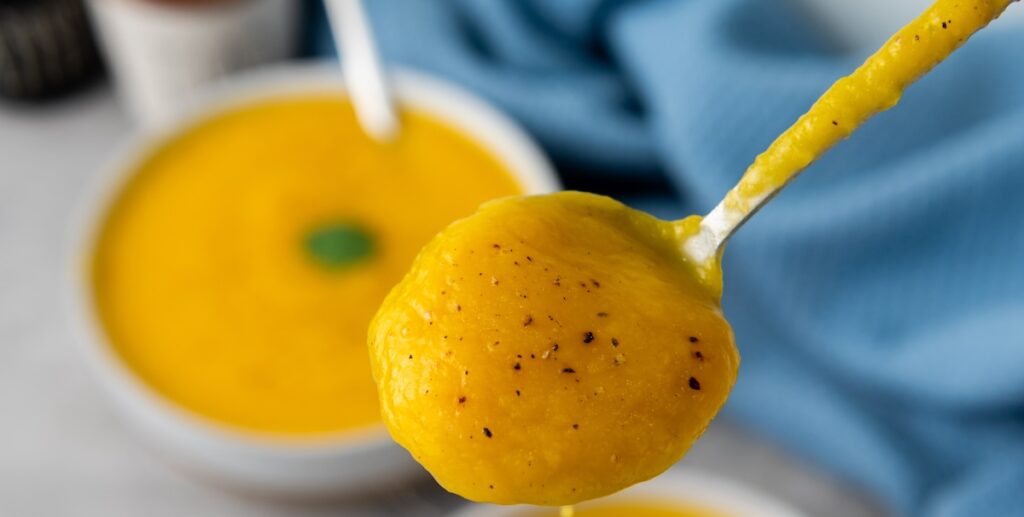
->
left=683, top=0, right=1017, bottom=265
left=325, top=0, right=399, bottom=141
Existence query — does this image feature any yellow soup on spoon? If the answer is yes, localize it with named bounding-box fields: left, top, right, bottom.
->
left=370, top=192, right=737, bottom=504
left=92, top=96, right=523, bottom=436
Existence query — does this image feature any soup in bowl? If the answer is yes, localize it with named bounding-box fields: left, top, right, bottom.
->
left=68, top=64, right=558, bottom=496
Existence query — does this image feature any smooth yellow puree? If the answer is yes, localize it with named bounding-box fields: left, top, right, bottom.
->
left=92, top=96, right=522, bottom=436
left=371, top=193, right=738, bottom=505
left=370, top=0, right=1014, bottom=506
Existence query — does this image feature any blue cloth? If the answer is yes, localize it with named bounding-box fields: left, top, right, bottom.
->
left=310, top=1, right=1024, bottom=515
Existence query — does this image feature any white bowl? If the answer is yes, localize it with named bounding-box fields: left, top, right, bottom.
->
left=449, top=467, right=807, bottom=517
left=65, top=62, right=559, bottom=498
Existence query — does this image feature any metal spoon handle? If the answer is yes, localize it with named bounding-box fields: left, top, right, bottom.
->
left=325, top=0, right=399, bottom=141
left=683, top=0, right=1017, bottom=265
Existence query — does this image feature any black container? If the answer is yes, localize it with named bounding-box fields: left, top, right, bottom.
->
left=0, top=0, right=101, bottom=100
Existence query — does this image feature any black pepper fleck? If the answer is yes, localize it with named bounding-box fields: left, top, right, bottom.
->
left=516, top=390, right=521, bottom=396
left=513, top=362, right=521, bottom=370
left=694, top=351, right=704, bottom=361
left=562, top=367, right=575, bottom=374
left=942, top=21, right=947, bottom=28
left=572, top=424, right=579, bottom=430
left=583, top=332, right=595, bottom=344
left=611, top=337, right=619, bottom=347
left=832, top=120, right=838, bottom=126
left=689, top=377, right=702, bottom=391
left=597, top=312, right=608, bottom=318
left=483, top=427, right=493, bottom=438
left=458, top=396, right=467, bottom=404
left=591, top=279, right=601, bottom=287
left=689, top=336, right=699, bottom=344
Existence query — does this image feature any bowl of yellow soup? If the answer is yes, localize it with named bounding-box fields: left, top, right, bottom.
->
left=67, top=62, right=558, bottom=497
left=450, top=468, right=806, bottom=517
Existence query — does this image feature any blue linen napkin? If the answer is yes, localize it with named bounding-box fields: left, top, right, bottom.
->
left=309, top=1, right=1024, bottom=514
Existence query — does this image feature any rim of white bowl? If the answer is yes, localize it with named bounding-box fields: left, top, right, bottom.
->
left=448, top=467, right=809, bottom=517
left=65, top=61, right=560, bottom=458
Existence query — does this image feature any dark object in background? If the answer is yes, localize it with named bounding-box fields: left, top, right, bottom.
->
left=0, top=0, right=101, bottom=100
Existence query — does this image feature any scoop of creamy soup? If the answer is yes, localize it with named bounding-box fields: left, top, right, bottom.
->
left=369, top=192, right=739, bottom=504
left=92, top=96, right=522, bottom=436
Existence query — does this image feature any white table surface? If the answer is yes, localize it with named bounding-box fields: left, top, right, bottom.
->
left=0, top=83, right=887, bottom=517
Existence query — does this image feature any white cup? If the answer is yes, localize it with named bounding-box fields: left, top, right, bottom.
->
left=66, top=62, right=559, bottom=498
left=449, top=467, right=807, bottom=517
left=86, top=0, right=301, bottom=128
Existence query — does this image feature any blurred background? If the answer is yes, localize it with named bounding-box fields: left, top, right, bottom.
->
left=3, top=0, right=1024, bottom=516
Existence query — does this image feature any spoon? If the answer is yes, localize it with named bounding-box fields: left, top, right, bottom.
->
left=682, top=0, right=1018, bottom=266
left=364, top=0, right=1016, bottom=509
left=324, top=0, right=399, bottom=141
